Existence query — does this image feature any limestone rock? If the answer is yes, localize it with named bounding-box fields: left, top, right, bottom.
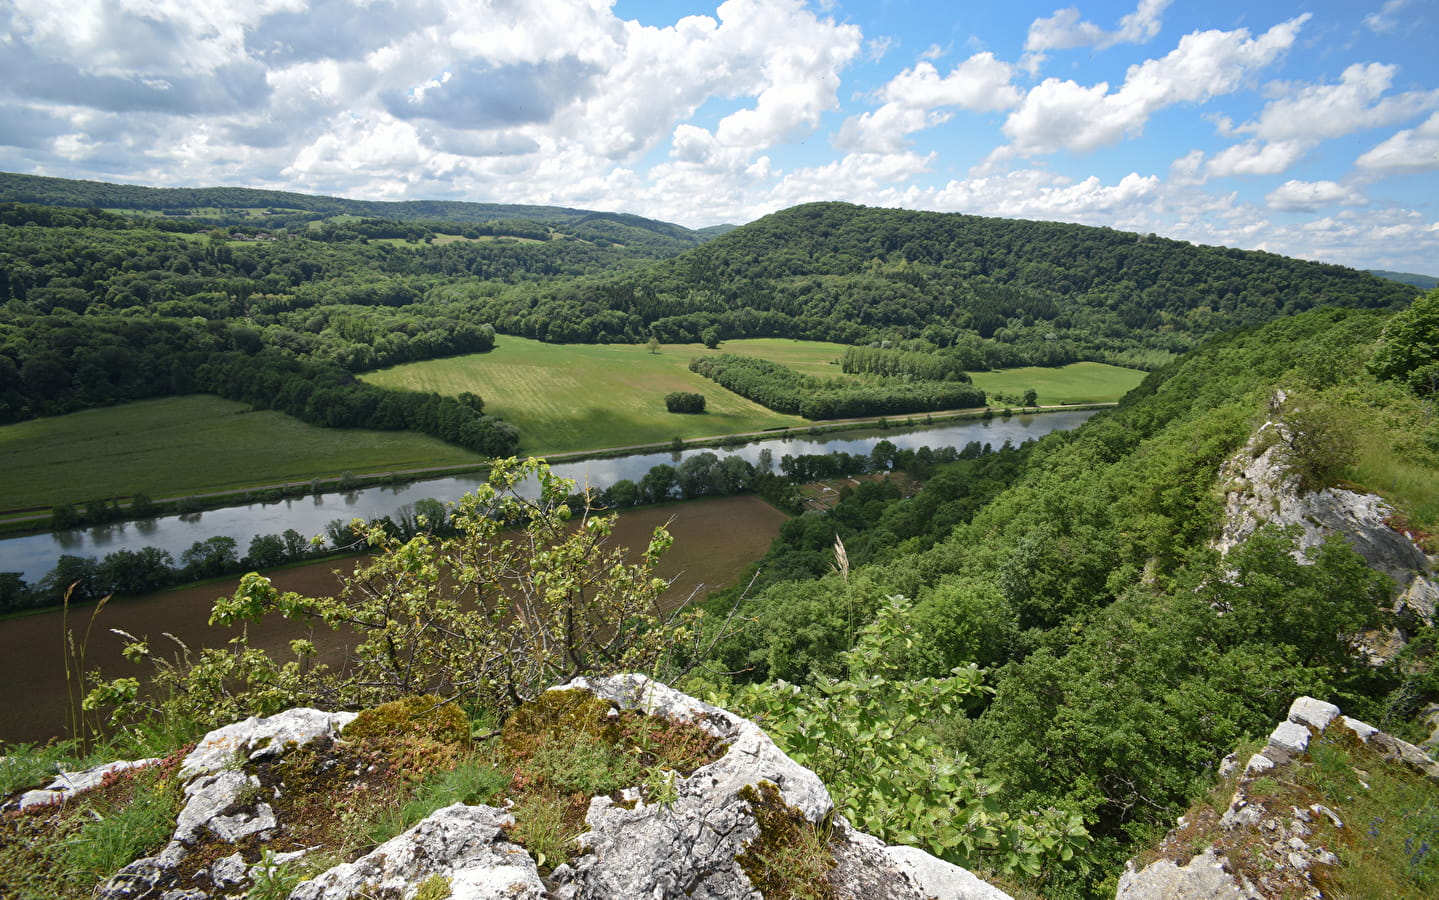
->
left=290, top=804, right=543, bottom=900
left=180, top=707, right=357, bottom=780
left=1215, top=411, right=1437, bottom=631
left=16, top=757, right=160, bottom=810
left=100, top=707, right=356, bottom=899
left=86, top=679, right=1012, bottom=900
left=557, top=675, right=1011, bottom=900
left=1118, top=696, right=1439, bottom=900
left=1116, top=848, right=1255, bottom=900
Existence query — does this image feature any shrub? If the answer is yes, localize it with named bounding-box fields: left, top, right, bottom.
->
left=665, top=391, right=706, bottom=414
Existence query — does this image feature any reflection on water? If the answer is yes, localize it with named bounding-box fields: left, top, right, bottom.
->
left=1, top=410, right=1099, bottom=583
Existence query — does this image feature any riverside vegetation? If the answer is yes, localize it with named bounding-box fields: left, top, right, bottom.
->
left=1, top=175, right=1435, bottom=895
left=4, top=292, right=1435, bottom=897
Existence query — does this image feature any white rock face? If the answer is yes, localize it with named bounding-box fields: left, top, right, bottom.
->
left=180, top=707, right=357, bottom=780
left=99, top=707, right=358, bottom=899
left=557, top=675, right=1012, bottom=900
left=16, top=757, right=160, bottom=810
left=1116, top=848, right=1254, bottom=900
left=290, top=804, right=543, bottom=900
left=57, top=679, right=1013, bottom=900
left=1215, top=415, right=1437, bottom=625
left=1117, top=696, right=1439, bottom=900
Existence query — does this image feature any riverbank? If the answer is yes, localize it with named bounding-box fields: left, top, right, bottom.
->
left=0, top=403, right=1112, bottom=538
left=0, top=495, right=789, bottom=743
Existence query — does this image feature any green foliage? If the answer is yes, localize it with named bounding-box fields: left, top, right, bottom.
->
left=1298, top=732, right=1439, bottom=897
left=59, top=764, right=181, bottom=887
left=721, top=595, right=1087, bottom=877
left=664, top=391, right=706, bottom=413
left=485, top=200, right=1412, bottom=364
left=344, top=695, right=472, bottom=746
left=691, top=353, right=985, bottom=419
left=89, top=459, right=706, bottom=729
left=0, top=741, right=79, bottom=796
left=1369, top=288, right=1439, bottom=398
left=735, top=781, right=837, bottom=900
left=247, top=850, right=309, bottom=900
left=1264, top=391, right=1362, bottom=491
left=364, top=757, right=510, bottom=847
left=413, top=875, right=454, bottom=900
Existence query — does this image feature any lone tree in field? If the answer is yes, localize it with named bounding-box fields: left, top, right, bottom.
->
left=665, top=391, right=706, bottom=414
left=1022, top=388, right=1038, bottom=408
left=647, top=336, right=661, bottom=354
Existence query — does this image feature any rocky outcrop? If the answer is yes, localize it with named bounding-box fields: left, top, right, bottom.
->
left=548, top=675, right=1013, bottom=900
left=13, top=757, right=161, bottom=811
left=291, top=804, right=545, bottom=900
left=1216, top=398, right=1437, bottom=625
left=1116, top=697, right=1439, bottom=900
left=11, top=678, right=1009, bottom=900
left=98, top=706, right=357, bottom=899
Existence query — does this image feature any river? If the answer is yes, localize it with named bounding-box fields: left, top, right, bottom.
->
left=0, top=496, right=791, bottom=744
left=1, top=410, right=1098, bottom=584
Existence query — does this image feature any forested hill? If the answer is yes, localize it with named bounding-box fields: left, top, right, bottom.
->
left=489, top=201, right=1416, bottom=368
left=0, top=171, right=704, bottom=244
left=710, top=295, right=1439, bottom=896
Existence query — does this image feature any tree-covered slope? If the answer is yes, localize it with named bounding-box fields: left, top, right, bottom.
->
left=486, top=202, right=1416, bottom=366
left=709, top=297, right=1439, bottom=897
left=0, top=171, right=705, bottom=244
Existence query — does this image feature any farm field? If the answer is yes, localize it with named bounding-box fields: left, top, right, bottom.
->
left=969, top=361, right=1147, bottom=405
left=361, top=337, right=846, bottom=454
left=0, top=395, right=484, bottom=514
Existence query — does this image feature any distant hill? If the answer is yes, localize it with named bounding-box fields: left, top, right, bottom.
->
left=695, top=223, right=740, bottom=237
left=0, top=171, right=705, bottom=242
left=1369, top=269, right=1439, bottom=290
left=478, top=201, right=1418, bottom=368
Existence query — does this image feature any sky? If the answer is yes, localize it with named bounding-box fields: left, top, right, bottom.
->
left=2, top=0, right=1437, bottom=272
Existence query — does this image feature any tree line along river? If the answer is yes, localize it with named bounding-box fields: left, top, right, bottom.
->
left=0, top=410, right=1095, bottom=742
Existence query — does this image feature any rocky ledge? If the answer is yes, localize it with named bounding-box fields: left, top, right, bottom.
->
left=1116, top=696, right=1439, bottom=900
left=8, top=675, right=1012, bottom=900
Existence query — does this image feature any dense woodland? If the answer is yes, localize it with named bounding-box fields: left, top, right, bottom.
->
left=0, top=176, right=1417, bottom=454
left=469, top=202, right=1416, bottom=366
left=702, top=297, right=1439, bottom=896
left=3, top=176, right=1439, bottom=897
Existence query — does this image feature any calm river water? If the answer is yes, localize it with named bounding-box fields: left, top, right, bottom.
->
left=2, top=410, right=1098, bottom=583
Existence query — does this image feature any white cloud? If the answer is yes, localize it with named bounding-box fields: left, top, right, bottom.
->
left=1356, top=111, right=1439, bottom=174
left=999, top=16, right=1307, bottom=158
left=1364, top=0, right=1413, bottom=34
left=1265, top=180, right=1368, bottom=211
left=931, top=169, right=1162, bottom=221
left=1205, top=140, right=1308, bottom=177
left=1235, top=63, right=1439, bottom=143
left=1169, top=149, right=1206, bottom=185
left=835, top=53, right=1020, bottom=153
left=1022, top=0, right=1172, bottom=72
left=1195, top=63, right=1439, bottom=182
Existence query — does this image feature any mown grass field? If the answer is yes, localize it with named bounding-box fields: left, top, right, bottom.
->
left=970, top=362, right=1147, bottom=405
left=2, top=340, right=1143, bottom=516
left=0, top=396, right=484, bottom=513
left=362, top=337, right=844, bottom=454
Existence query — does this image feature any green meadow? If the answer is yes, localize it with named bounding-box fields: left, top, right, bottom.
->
left=0, top=396, right=484, bottom=514
left=969, top=362, right=1147, bottom=405
left=361, top=338, right=831, bottom=454
left=1, top=339, right=1144, bottom=516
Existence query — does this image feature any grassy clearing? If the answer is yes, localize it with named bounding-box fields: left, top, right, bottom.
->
left=969, top=362, right=1147, bottom=405
left=0, top=396, right=483, bottom=512
left=362, top=337, right=822, bottom=454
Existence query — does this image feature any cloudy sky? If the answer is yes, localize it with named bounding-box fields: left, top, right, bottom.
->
left=2, top=0, right=1436, bottom=271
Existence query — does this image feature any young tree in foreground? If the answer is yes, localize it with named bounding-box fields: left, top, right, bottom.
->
left=88, top=458, right=710, bottom=731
